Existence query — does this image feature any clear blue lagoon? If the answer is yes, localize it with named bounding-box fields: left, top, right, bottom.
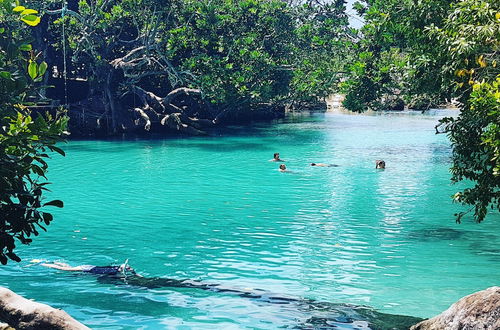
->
left=2, top=110, right=499, bottom=329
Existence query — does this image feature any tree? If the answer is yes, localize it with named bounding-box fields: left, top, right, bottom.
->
left=430, top=0, right=500, bottom=222
left=341, top=0, right=454, bottom=112
left=26, top=0, right=350, bottom=135
left=288, top=0, right=351, bottom=108
left=0, top=1, right=67, bottom=264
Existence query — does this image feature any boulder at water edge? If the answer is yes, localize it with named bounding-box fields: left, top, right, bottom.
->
left=0, top=287, right=89, bottom=330
left=411, top=286, right=500, bottom=330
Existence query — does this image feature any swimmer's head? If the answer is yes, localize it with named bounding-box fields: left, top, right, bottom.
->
left=279, top=164, right=286, bottom=171
left=310, top=163, right=316, bottom=166
left=119, top=259, right=131, bottom=273
left=118, top=264, right=136, bottom=274
left=274, top=153, right=280, bottom=160
left=376, top=160, right=386, bottom=169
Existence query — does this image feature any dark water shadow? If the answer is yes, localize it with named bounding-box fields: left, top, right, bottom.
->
left=467, top=232, right=500, bottom=262
left=65, top=114, right=327, bottom=144
left=95, top=274, right=422, bottom=329
left=408, top=227, right=500, bottom=263
left=168, top=141, right=271, bottom=152
left=407, top=227, right=466, bottom=242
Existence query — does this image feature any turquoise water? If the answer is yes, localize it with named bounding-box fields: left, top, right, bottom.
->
left=2, top=110, right=499, bottom=329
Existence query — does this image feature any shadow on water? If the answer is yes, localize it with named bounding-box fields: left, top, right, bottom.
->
left=467, top=232, right=500, bottom=262
left=168, top=141, right=271, bottom=152
left=62, top=138, right=272, bottom=153
left=407, top=227, right=466, bottom=242
left=65, top=114, right=326, bottom=145
left=96, top=274, right=422, bottom=329
left=408, top=227, right=500, bottom=262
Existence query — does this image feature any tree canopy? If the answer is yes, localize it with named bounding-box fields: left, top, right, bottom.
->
left=25, top=0, right=351, bottom=135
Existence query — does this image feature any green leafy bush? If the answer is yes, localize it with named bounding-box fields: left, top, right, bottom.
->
left=0, top=1, right=67, bottom=264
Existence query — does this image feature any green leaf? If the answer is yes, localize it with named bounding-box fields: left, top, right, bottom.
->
left=20, top=13, right=37, bottom=21
left=48, top=145, right=66, bottom=156
left=28, top=60, right=37, bottom=80
left=13, top=5, right=25, bottom=12
left=0, top=28, right=5, bottom=33
left=21, top=8, right=38, bottom=15
left=0, top=71, right=12, bottom=79
left=43, top=200, right=64, bottom=208
left=38, top=61, right=48, bottom=76
left=42, top=212, right=53, bottom=225
left=21, top=15, right=41, bottom=26
left=6, top=252, right=21, bottom=262
left=31, top=164, right=45, bottom=176
left=19, top=44, right=32, bottom=51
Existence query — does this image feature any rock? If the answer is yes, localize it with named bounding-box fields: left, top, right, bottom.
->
left=0, top=287, right=89, bottom=330
left=411, top=286, right=500, bottom=330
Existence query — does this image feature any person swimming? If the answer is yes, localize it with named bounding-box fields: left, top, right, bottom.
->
left=310, top=163, right=339, bottom=167
left=375, top=160, right=386, bottom=169
left=40, top=261, right=295, bottom=301
left=41, top=261, right=136, bottom=276
left=270, top=153, right=284, bottom=162
left=279, top=164, right=287, bottom=172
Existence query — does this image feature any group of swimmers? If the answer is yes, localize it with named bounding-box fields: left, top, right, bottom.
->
left=270, top=152, right=386, bottom=172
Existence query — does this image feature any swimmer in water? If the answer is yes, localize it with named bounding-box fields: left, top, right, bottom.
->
left=41, top=261, right=136, bottom=276
left=310, top=163, right=339, bottom=167
left=375, top=160, right=386, bottom=169
left=270, top=153, right=284, bottom=162
left=279, top=164, right=288, bottom=172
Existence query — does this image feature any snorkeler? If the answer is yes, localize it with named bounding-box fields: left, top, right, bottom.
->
left=41, top=261, right=136, bottom=276
left=270, top=153, right=284, bottom=162
left=310, top=163, right=339, bottom=167
left=376, top=160, right=386, bottom=169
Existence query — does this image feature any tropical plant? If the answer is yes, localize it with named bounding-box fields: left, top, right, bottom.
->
left=342, top=0, right=454, bottom=112
left=0, top=0, right=67, bottom=264
left=430, top=0, right=500, bottom=222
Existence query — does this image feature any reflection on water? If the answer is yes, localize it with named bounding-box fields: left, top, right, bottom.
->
left=1, top=110, right=499, bottom=329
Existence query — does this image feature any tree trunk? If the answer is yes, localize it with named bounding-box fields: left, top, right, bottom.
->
left=105, top=73, right=118, bottom=133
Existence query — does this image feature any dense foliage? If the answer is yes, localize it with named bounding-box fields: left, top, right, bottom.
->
left=341, top=0, right=454, bottom=112
left=26, top=0, right=350, bottom=135
left=431, top=0, right=499, bottom=222
left=0, top=1, right=67, bottom=264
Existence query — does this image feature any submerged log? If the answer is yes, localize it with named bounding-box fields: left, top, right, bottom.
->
left=0, top=287, right=89, bottom=330
left=411, top=286, right=500, bottom=330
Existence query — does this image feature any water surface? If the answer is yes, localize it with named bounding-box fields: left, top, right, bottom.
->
left=2, top=110, right=499, bottom=329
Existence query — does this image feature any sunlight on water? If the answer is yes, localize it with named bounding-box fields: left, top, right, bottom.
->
left=2, top=110, right=499, bottom=329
